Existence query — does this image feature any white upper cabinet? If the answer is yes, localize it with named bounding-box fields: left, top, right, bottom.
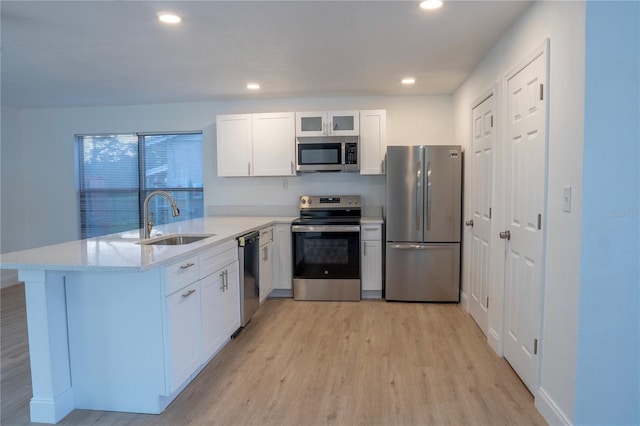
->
left=217, top=112, right=296, bottom=177
left=359, top=109, right=387, bottom=175
left=252, top=113, right=296, bottom=176
left=296, top=111, right=359, bottom=137
left=216, top=114, right=253, bottom=177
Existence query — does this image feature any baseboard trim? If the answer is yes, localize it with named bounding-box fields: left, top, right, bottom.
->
left=269, top=289, right=293, bottom=298
left=30, top=387, right=75, bottom=423
left=536, top=386, right=572, bottom=426
left=460, top=289, right=469, bottom=311
left=362, top=290, right=382, bottom=299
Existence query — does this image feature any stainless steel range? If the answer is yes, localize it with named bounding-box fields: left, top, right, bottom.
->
left=291, top=195, right=361, bottom=301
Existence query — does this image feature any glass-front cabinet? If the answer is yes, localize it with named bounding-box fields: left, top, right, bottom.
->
left=296, top=111, right=359, bottom=137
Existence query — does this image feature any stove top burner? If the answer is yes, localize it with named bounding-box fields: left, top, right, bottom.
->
left=292, top=217, right=361, bottom=226
left=295, top=195, right=362, bottom=225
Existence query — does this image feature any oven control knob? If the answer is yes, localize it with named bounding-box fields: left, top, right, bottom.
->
left=308, top=199, right=313, bottom=204
left=301, top=199, right=307, bottom=205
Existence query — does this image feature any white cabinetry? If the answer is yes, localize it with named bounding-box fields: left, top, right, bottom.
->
left=259, top=227, right=274, bottom=303
left=359, top=109, right=387, bottom=175
left=200, top=240, right=240, bottom=346
left=219, top=260, right=240, bottom=338
left=164, top=241, right=240, bottom=394
left=361, top=223, right=383, bottom=298
left=216, top=114, right=252, bottom=177
left=296, top=111, right=359, bottom=137
left=164, top=255, right=200, bottom=393
left=252, top=113, right=296, bottom=176
left=273, top=223, right=293, bottom=293
left=165, top=281, right=201, bottom=393
left=216, top=112, right=295, bottom=177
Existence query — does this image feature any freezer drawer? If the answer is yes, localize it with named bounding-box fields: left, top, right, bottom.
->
left=385, top=242, right=460, bottom=302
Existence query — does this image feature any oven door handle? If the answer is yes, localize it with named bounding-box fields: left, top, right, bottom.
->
left=291, top=225, right=361, bottom=233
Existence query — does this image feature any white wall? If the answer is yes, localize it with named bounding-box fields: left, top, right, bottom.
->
left=2, top=94, right=452, bottom=253
left=575, top=2, right=639, bottom=424
left=453, top=1, right=586, bottom=424
left=1, top=106, right=26, bottom=287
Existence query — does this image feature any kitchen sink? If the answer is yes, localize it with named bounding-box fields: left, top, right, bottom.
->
left=138, top=234, right=215, bottom=246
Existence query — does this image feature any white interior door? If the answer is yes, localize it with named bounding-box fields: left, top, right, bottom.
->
left=503, top=46, right=548, bottom=394
left=468, top=94, right=494, bottom=336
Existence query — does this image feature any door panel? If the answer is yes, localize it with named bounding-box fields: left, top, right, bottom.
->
left=386, top=146, right=424, bottom=242
left=385, top=242, right=460, bottom=302
left=423, top=146, right=462, bottom=243
left=503, top=48, right=547, bottom=394
left=468, top=95, right=494, bottom=336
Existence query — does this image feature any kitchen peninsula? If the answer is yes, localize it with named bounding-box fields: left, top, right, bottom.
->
left=0, top=216, right=294, bottom=424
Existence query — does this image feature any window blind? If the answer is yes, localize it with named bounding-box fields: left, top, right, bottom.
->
left=77, top=132, right=203, bottom=239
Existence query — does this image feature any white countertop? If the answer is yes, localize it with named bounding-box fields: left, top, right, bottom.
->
left=0, top=216, right=295, bottom=273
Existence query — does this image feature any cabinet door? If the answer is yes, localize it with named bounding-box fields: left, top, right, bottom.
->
left=359, top=110, right=387, bottom=175
left=296, top=111, right=327, bottom=137
left=220, top=261, right=241, bottom=338
left=201, top=272, right=223, bottom=361
left=166, top=282, right=201, bottom=393
left=361, top=240, right=382, bottom=292
left=328, top=111, right=360, bottom=136
left=252, top=113, right=296, bottom=176
left=273, top=223, right=292, bottom=290
left=259, top=242, right=274, bottom=303
left=217, top=114, right=252, bottom=177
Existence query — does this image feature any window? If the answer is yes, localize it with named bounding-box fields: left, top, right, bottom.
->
left=77, top=132, right=203, bottom=238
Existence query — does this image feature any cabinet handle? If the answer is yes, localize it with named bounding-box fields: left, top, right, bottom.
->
left=363, top=241, right=367, bottom=256
left=223, top=270, right=229, bottom=291
left=219, top=272, right=225, bottom=291
left=363, top=227, right=378, bottom=231
left=182, top=289, right=196, bottom=298
left=180, top=262, right=195, bottom=270
left=381, top=159, right=385, bottom=174
left=248, top=162, right=251, bottom=176
left=291, top=161, right=294, bottom=175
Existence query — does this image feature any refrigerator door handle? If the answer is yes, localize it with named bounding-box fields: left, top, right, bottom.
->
left=389, top=243, right=451, bottom=250
left=426, top=160, right=432, bottom=231
left=416, top=160, right=422, bottom=232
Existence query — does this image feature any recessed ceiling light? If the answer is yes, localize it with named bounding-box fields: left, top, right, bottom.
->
left=402, top=78, right=416, bottom=85
left=247, top=83, right=261, bottom=90
left=158, top=12, right=182, bottom=24
left=420, top=0, right=443, bottom=10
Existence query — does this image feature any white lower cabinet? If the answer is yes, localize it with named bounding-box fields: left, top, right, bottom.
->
left=166, top=281, right=201, bottom=393
left=259, top=227, right=274, bottom=303
left=273, top=223, right=293, bottom=292
left=200, top=271, right=222, bottom=361
left=219, top=260, right=241, bottom=338
left=361, top=223, right=383, bottom=297
left=164, top=241, right=240, bottom=395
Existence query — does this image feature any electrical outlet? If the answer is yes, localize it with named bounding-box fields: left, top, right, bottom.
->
left=563, top=185, right=572, bottom=212
left=281, top=179, right=288, bottom=190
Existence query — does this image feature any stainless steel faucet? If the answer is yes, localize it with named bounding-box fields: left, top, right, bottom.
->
left=143, top=190, right=180, bottom=238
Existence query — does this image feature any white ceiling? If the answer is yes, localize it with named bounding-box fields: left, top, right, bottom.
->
left=1, top=0, right=531, bottom=108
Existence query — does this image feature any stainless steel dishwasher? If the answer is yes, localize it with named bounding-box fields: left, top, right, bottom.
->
left=238, top=231, right=260, bottom=328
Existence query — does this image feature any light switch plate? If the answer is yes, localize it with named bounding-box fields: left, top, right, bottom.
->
left=563, top=185, right=572, bottom=212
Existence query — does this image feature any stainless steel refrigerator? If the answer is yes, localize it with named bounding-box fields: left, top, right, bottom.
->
left=385, top=145, right=462, bottom=302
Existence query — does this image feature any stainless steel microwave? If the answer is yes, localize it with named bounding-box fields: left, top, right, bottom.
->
left=296, top=138, right=359, bottom=172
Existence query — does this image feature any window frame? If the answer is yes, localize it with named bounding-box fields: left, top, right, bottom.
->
left=76, top=131, right=204, bottom=239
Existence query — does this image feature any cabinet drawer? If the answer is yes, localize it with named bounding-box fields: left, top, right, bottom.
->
left=199, top=240, right=238, bottom=279
left=259, top=226, right=273, bottom=243
left=361, top=225, right=382, bottom=241
left=165, top=255, right=199, bottom=296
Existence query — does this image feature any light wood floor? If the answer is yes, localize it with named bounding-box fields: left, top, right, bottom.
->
left=1, top=283, right=546, bottom=425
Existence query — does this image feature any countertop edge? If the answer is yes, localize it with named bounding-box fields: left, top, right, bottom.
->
left=1, top=216, right=295, bottom=273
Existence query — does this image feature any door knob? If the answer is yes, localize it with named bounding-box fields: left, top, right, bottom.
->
left=465, top=220, right=474, bottom=227
left=499, top=230, right=511, bottom=240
